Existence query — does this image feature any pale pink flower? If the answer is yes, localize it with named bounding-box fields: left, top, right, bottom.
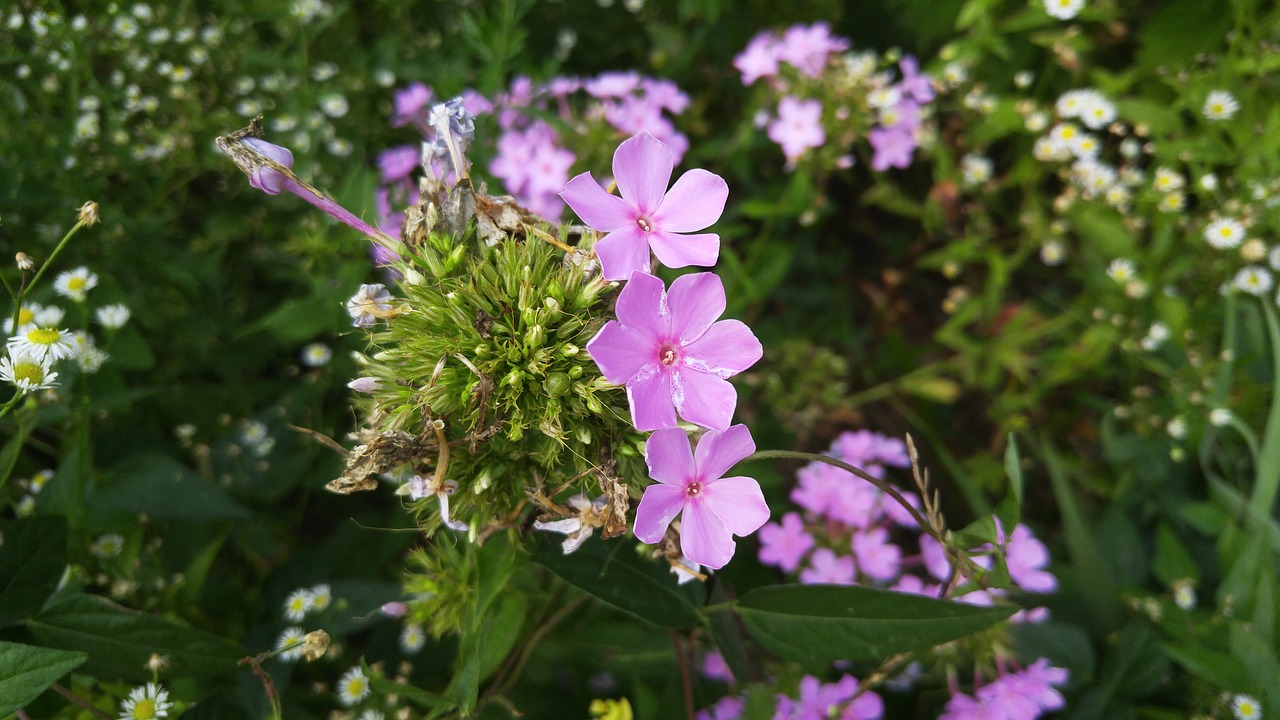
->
left=799, top=548, right=856, bottom=585
left=758, top=511, right=815, bottom=572
left=767, top=97, right=825, bottom=162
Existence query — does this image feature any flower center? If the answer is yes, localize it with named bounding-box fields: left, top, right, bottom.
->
left=133, top=699, right=157, bottom=720
left=28, top=328, right=60, bottom=345
left=686, top=481, right=702, bottom=497
left=14, top=362, right=42, bottom=383
left=636, top=216, right=653, bottom=233
left=67, top=277, right=86, bottom=291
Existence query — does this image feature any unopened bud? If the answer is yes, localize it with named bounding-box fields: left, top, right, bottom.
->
left=300, top=630, right=330, bottom=661
left=146, top=653, right=170, bottom=673
left=347, top=377, right=382, bottom=393
left=380, top=601, right=408, bottom=618
left=15, top=252, right=34, bottom=271
left=78, top=201, right=99, bottom=226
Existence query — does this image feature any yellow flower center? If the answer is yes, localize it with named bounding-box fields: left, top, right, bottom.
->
left=67, top=277, right=86, bottom=291
left=132, top=698, right=157, bottom=720
left=346, top=678, right=365, bottom=694
left=13, top=362, right=43, bottom=383
left=28, top=328, right=61, bottom=345
left=17, top=308, right=34, bottom=324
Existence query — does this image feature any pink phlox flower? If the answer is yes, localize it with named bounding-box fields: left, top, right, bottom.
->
left=603, top=97, right=690, bottom=163
left=633, top=425, right=769, bottom=570
left=799, top=547, right=856, bottom=585
left=734, top=33, right=781, bottom=85
left=525, top=142, right=577, bottom=198
left=880, top=489, right=921, bottom=528
left=891, top=573, right=938, bottom=597
left=642, top=78, right=690, bottom=114
left=392, top=82, right=433, bottom=127
left=873, top=435, right=910, bottom=467
left=790, top=461, right=855, bottom=517
left=405, top=474, right=467, bottom=532
left=919, top=534, right=953, bottom=581
left=1011, top=606, right=1051, bottom=624
left=497, top=75, right=537, bottom=129
left=697, top=695, right=745, bottom=720
left=773, top=674, right=881, bottom=720
left=827, top=478, right=880, bottom=528
left=882, top=98, right=922, bottom=133
left=585, top=70, right=642, bottom=98
left=459, top=88, right=493, bottom=116
left=851, top=527, right=902, bottom=582
left=938, top=692, right=1000, bottom=720
left=777, top=22, right=849, bottom=77
left=758, top=511, right=815, bottom=572
left=1018, top=658, right=1069, bottom=710
left=701, top=650, right=735, bottom=683
left=587, top=271, right=761, bottom=430
left=867, top=127, right=917, bottom=171
left=767, top=97, right=825, bottom=162
left=377, top=145, right=421, bottom=183
left=897, top=55, right=935, bottom=104
left=544, top=76, right=581, bottom=98
left=975, top=674, right=1040, bottom=720
left=561, top=132, right=726, bottom=280
left=1000, top=521, right=1057, bottom=593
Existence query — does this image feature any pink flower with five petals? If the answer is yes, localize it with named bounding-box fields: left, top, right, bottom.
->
left=633, top=425, right=770, bottom=570
left=560, top=132, right=728, bottom=281
left=587, top=271, right=762, bottom=431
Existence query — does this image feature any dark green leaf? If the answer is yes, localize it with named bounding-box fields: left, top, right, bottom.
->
left=533, top=537, right=700, bottom=629
left=1011, top=622, right=1095, bottom=684
left=28, top=593, right=244, bottom=681
left=1004, top=433, right=1024, bottom=511
left=707, top=609, right=750, bottom=685
left=0, top=517, right=67, bottom=627
left=94, top=454, right=249, bottom=521
left=0, top=641, right=86, bottom=715
left=1152, top=525, right=1199, bottom=587
left=366, top=660, right=452, bottom=710
left=736, top=584, right=1014, bottom=665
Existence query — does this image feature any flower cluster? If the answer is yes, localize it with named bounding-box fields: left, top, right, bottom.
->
left=566, top=132, right=768, bottom=570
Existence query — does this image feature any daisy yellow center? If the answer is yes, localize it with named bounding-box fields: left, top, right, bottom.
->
left=636, top=216, right=653, bottom=233
left=17, top=308, right=34, bottom=324
left=347, top=678, right=366, bottom=693
left=290, top=599, right=306, bottom=612
left=1061, top=127, right=1075, bottom=139
left=1221, top=228, right=1233, bottom=237
left=132, top=698, right=157, bottom=720
left=67, top=277, right=86, bottom=291
left=13, top=362, right=43, bottom=383
left=28, top=328, right=61, bottom=345
left=1212, top=103, right=1224, bottom=113
left=686, top=481, right=703, bottom=497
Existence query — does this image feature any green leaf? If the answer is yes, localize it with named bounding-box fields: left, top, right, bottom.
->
left=707, top=609, right=750, bottom=685
left=1152, top=524, right=1200, bottom=587
left=365, top=660, right=452, bottom=710
left=28, top=593, right=244, bottom=681
left=1004, top=433, right=1024, bottom=510
left=0, top=641, right=87, bottom=715
left=245, top=296, right=341, bottom=343
left=0, top=517, right=68, bottom=627
left=735, top=584, right=1014, bottom=665
left=533, top=537, right=700, bottom=629
left=94, top=454, right=249, bottom=521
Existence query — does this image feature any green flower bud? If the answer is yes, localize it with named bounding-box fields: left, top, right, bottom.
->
left=546, top=372, right=570, bottom=397
left=567, top=365, right=584, bottom=379
left=561, top=343, right=580, bottom=357
left=575, top=425, right=592, bottom=445
left=526, top=324, right=545, bottom=350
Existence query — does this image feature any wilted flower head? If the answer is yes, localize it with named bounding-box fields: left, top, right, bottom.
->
left=346, top=284, right=393, bottom=327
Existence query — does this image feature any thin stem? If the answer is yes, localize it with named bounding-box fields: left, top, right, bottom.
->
left=51, top=683, right=112, bottom=720
left=26, top=219, right=86, bottom=296
left=1250, top=300, right=1280, bottom=517
left=0, top=392, right=23, bottom=421
left=670, top=629, right=695, bottom=720
left=237, top=655, right=282, bottom=720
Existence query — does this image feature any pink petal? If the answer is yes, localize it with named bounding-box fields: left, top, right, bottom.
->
left=645, top=427, right=696, bottom=486
left=672, top=369, right=737, bottom=430
left=654, top=169, right=728, bottom=232
left=666, top=272, right=725, bottom=342
left=614, top=271, right=667, bottom=339
left=634, top=483, right=687, bottom=543
left=648, top=231, right=720, bottom=270
left=701, top=476, right=769, bottom=536
left=613, top=133, right=674, bottom=215
left=561, top=172, right=635, bottom=231
left=682, top=320, right=763, bottom=375
left=627, top=367, right=678, bottom=430
left=694, top=424, right=756, bottom=480
left=586, top=321, right=649, bottom=384
left=595, top=227, right=653, bottom=281
left=681, top=498, right=736, bottom=569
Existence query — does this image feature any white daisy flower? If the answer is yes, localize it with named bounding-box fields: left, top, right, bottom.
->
left=1233, top=266, right=1273, bottom=296
left=346, top=284, right=393, bottom=327
left=1204, top=218, right=1245, bottom=249
left=400, top=623, right=426, bottom=654
left=1166, top=416, right=1187, bottom=440
left=1152, top=167, right=1184, bottom=192
left=1209, top=408, right=1233, bottom=427
left=337, top=666, right=371, bottom=707
left=300, top=342, right=332, bottom=367
left=1078, top=92, right=1116, bottom=130
left=16, top=495, right=36, bottom=517
left=1025, top=111, right=1049, bottom=133
left=1040, top=240, right=1067, bottom=266
left=1172, top=580, right=1196, bottom=610
left=90, top=533, right=125, bottom=558
left=1033, top=136, right=1064, bottom=162
left=96, top=303, right=132, bottom=329
left=1119, top=138, right=1141, bottom=159
left=54, top=266, right=99, bottom=300
left=283, top=588, right=315, bottom=622
left=1104, top=185, right=1131, bottom=209
left=1044, top=0, right=1085, bottom=20
left=319, top=93, right=349, bottom=118
left=1140, top=321, right=1170, bottom=351
left=1072, top=133, right=1101, bottom=158
left=118, top=682, right=172, bottom=720
left=358, top=711, right=386, bottom=720
left=8, top=327, right=75, bottom=362
left=866, top=86, right=901, bottom=110
left=960, top=154, right=994, bottom=185
left=1203, top=90, right=1239, bottom=121
left=1158, top=192, right=1185, bottom=213
left=1232, top=694, right=1262, bottom=720
left=239, top=419, right=268, bottom=446
left=1106, top=259, right=1136, bottom=283
left=309, top=583, right=332, bottom=611
left=29, top=469, right=53, bottom=493
left=1055, top=89, right=1087, bottom=118
left=275, top=626, right=307, bottom=662
left=1199, top=173, right=1219, bottom=191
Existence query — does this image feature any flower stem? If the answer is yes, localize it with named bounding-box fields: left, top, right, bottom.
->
left=8, top=219, right=86, bottom=335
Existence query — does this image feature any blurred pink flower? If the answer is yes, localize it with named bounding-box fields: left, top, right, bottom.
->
left=868, top=127, right=917, bottom=171
left=767, top=97, right=825, bottom=162
left=633, top=425, right=769, bottom=570
left=799, top=548, right=856, bottom=585
left=851, top=527, right=902, bottom=582
left=758, top=511, right=815, bottom=572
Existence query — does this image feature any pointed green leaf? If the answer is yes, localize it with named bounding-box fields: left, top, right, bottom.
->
left=0, top=641, right=86, bottom=715
left=0, top=517, right=67, bottom=627
left=736, top=584, right=1014, bottom=665
left=1004, top=433, right=1023, bottom=510
left=95, top=454, right=249, bottom=521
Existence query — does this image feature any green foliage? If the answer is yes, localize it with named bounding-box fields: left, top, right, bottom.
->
left=0, top=642, right=86, bottom=715
left=0, top=516, right=66, bottom=627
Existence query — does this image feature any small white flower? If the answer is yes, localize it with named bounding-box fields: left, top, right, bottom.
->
left=1232, top=694, right=1262, bottom=720
left=400, top=623, right=426, bottom=654
left=1199, top=173, right=1219, bottom=191
left=112, top=16, right=139, bottom=38
left=1056, top=89, right=1087, bottom=118
left=1078, top=91, right=1116, bottom=130
left=671, top=555, right=709, bottom=585
left=96, top=303, right=132, bottom=329
left=1172, top=580, right=1196, bottom=610
left=319, top=93, right=349, bottom=118
left=309, top=583, right=332, bottom=611
left=1119, top=138, right=1141, bottom=159
left=373, top=68, right=396, bottom=87
left=90, top=533, right=125, bottom=558
left=1044, top=0, right=1085, bottom=20
left=1209, top=408, right=1233, bottom=427
left=1158, top=192, right=1185, bottom=213
left=337, top=666, right=370, bottom=707
left=1204, top=218, right=1245, bottom=249
left=960, top=154, right=994, bottom=185
left=29, top=469, right=53, bottom=494
left=8, top=327, right=75, bottom=363
left=283, top=588, right=315, bottom=622
left=358, top=710, right=386, bottom=720
left=118, top=682, right=172, bottom=720
left=1166, top=416, right=1187, bottom=440
left=1040, top=240, right=1067, bottom=266
left=1203, top=90, right=1239, bottom=121
left=54, top=267, right=99, bottom=300
left=300, top=343, right=332, bottom=367
left=15, top=495, right=36, bottom=517
left=403, top=474, right=468, bottom=532
left=347, top=284, right=393, bottom=327
left=347, top=377, right=382, bottom=393
left=1140, top=321, right=1170, bottom=351
left=275, top=626, right=307, bottom=662
left=1152, top=167, right=1184, bottom=192
left=1106, top=259, right=1136, bottom=283
left=1233, top=266, right=1273, bottom=296
left=1014, top=70, right=1034, bottom=89
left=533, top=494, right=607, bottom=554
left=1025, top=111, right=1049, bottom=133
left=311, top=62, right=338, bottom=81
left=239, top=419, right=269, bottom=446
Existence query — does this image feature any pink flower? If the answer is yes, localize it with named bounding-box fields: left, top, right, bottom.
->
left=1004, top=523, right=1057, bottom=593
left=897, top=55, right=935, bottom=104
left=392, top=82, right=433, bottom=127
left=851, top=527, right=902, bottom=582
left=777, top=22, right=850, bottom=77
left=697, top=695, right=744, bottom=720
left=774, top=674, right=882, bottom=720
left=938, top=692, right=999, bottom=720
left=790, top=462, right=846, bottom=516
left=735, top=33, right=781, bottom=85
left=701, top=650, right=735, bottom=683
left=587, top=271, right=762, bottom=431
left=767, top=97, right=825, bottom=162
left=867, top=127, right=917, bottom=171
left=633, top=425, right=769, bottom=570
left=1018, top=658, right=1068, bottom=710
left=758, top=511, right=815, bottom=572
left=975, top=675, right=1039, bottom=720
left=799, top=548, right=855, bottom=585
left=561, top=133, right=727, bottom=280
left=919, top=534, right=953, bottom=581
left=377, top=145, right=420, bottom=183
